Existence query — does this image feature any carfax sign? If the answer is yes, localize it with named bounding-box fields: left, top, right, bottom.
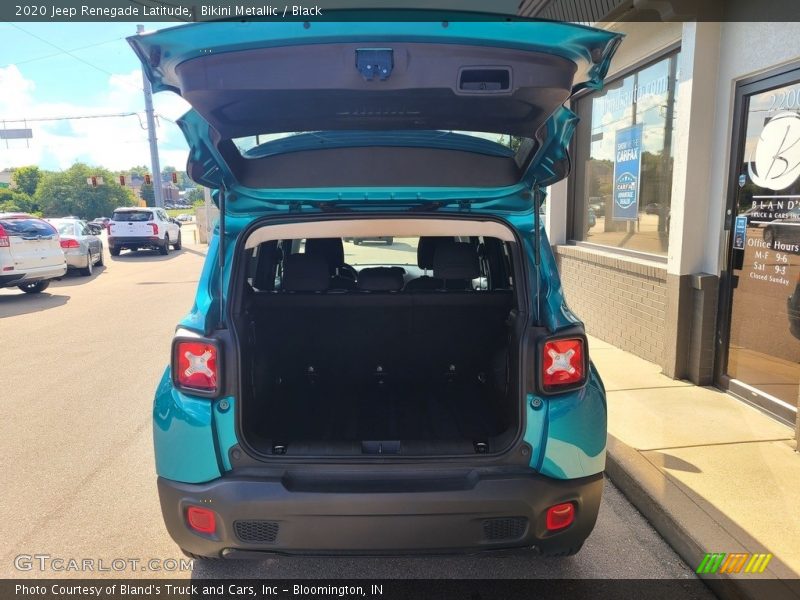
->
left=612, top=124, right=643, bottom=221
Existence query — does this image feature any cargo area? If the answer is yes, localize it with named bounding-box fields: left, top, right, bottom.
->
left=233, top=225, right=524, bottom=457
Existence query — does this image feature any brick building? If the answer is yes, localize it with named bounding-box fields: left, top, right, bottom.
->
left=520, top=1, right=800, bottom=426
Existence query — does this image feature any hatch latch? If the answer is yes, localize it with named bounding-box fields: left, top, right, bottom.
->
left=356, top=48, right=393, bottom=81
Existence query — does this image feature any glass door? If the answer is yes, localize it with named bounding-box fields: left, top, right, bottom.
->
left=721, top=69, right=800, bottom=422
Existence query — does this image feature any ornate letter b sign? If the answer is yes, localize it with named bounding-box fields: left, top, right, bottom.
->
left=748, top=111, right=800, bottom=191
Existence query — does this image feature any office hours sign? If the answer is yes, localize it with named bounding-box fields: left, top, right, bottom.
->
left=612, top=124, right=643, bottom=221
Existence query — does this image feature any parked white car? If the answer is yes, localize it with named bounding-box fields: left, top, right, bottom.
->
left=107, top=207, right=182, bottom=256
left=0, top=213, right=67, bottom=294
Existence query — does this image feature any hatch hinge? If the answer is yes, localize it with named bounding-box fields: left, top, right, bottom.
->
left=356, top=48, right=394, bottom=81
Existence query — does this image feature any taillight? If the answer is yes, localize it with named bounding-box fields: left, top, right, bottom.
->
left=545, top=502, right=575, bottom=531
left=149, top=223, right=159, bottom=236
left=541, top=337, right=587, bottom=393
left=60, top=239, right=80, bottom=249
left=186, top=506, right=216, bottom=535
left=0, top=224, right=8, bottom=248
left=173, top=339, right=219, bottom=395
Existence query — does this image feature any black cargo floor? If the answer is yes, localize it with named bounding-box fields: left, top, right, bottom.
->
left=251, top=379, right=505, bottom=444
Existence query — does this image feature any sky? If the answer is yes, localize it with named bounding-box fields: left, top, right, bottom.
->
left=0, top=22, right=192, bottom=173
left=0, top=1, right=524, bottom=175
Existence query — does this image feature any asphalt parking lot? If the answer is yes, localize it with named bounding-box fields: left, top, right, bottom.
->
left=0, top=233, right=709, bottom=586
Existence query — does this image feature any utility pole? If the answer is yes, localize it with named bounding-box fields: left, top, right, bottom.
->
left=137, top=24, right=163, bottom=208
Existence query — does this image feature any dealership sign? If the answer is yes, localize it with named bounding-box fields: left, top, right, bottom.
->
left=612, top=124, right=643, bottom=221
left=748, top=111, right=800, bottom=190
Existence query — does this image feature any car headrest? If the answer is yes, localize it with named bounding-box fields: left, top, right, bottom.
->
left=282, top=253, right=330, bottom=292
left=357, top=267, right=405, bottom=292
left=433, top=242, right=480, bottom=280
left=304, top=237, right=345, bottom=274
left=417, top=236, right=449, bottom=270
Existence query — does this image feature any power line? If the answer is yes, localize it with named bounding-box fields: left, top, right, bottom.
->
left=1, top=112, right=140, bottom=123
left=0, top=36, right=127, bottom=70
left=7, top=23, right=145, bottom=94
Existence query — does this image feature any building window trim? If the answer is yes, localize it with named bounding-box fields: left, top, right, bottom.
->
left=567, top=45, right=682, bottom=260
left=568, top=240, right=668, bottom=265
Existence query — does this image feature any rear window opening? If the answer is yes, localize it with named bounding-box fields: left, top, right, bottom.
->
left=231, top=218, right=526, bottom=460
left=112, top=211, right=153, bottom=222
left=0, top=217, right=57, bottom=236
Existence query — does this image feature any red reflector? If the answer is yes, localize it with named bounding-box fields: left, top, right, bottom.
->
left=60, top=239, right=80, bottom=249
left=186, top=506, right=216, bottom=534
left=542, top=338, right=585, bottom=391
left=546, top=502, right=575, bottom=531
left=175, top=341, right=218, bottom=392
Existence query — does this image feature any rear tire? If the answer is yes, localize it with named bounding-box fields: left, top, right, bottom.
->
left=109, top=246, right=121, bottom=256
left=80, top=252, right=93, bottom=276
left=97, top=246, right=104, bottom=266
left=173, top=231, right=182, bottom=250
left=160, top=236, right=170, bottom=256
left=385, top=237, right=394, bottom=245
left=18, top=280, right=50, bottom=294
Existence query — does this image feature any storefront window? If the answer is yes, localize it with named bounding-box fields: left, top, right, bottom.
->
left=725, top=77, right=800, bottom=410
left=571, top=52, right=680, bottom=255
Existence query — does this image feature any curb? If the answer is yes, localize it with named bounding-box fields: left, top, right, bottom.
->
left=605, top=434, right=799, bottom=600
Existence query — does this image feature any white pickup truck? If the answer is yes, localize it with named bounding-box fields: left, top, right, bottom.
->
left=108, top=207, right=182, bottom=256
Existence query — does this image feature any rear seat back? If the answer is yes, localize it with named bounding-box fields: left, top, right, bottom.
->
left=432, top=241, right=480, bottom=291
left=250, top=289, right=512, bottom=385
left=357, top=267, right=405, bottom=292
left=281, top=253, right=329, bottom=292
left=251, top=239, right=509, bottom=384
left=403, top=236, right=448, bottom=291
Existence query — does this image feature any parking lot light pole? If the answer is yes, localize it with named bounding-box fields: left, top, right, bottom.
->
left=137, top=24, right=164, bottom=209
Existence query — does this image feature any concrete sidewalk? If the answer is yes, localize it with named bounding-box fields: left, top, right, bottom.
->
left=590, top=335, right=800, bottom=599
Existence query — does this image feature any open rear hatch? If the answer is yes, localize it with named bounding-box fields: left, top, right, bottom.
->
left=129, top=16, right=621, bottom=211
left=133, top=15, right=620, bottom=458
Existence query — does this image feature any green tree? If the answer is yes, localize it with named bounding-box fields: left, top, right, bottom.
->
left=497, top=135, right=523, bottom=153
left=0, top=188, right=36, bottom=213
left=139, top=182, right=155, bottom=206
left=35, top=163, right=137, bottom=219
left=184, top=187, right=205, bottom=204
left=12, top=165, right=42, bottom=197
left=127, top=165, right=150, bottom=178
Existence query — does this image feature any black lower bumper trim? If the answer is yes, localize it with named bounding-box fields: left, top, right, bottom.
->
left=0, top=273, right=25, bottom=286
left=158, top=471, right=603, bottom=558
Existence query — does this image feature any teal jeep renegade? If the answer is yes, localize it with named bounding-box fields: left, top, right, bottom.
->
left=131, top=13, right=621, bottom=559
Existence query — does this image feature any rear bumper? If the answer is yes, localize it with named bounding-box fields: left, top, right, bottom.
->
left=109, top=236, right=163, bottom=248
left=158, top=470, right=603, bottom=557
left=0, top=263, right=66, bottom=287
left=64, top=248, right=89, bottom=269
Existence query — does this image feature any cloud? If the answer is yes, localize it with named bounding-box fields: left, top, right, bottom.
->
left=0, top=65, right=191, bottom=172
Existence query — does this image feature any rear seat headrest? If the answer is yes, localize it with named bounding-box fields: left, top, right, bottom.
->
left=357, top=267, right=405, bottom=292
left=433, top=242, right=480, bottom=280
left=282, top=253, right=330, bottom=292
left=304, top=237, right=345, bottom=275
left=417, top=236, right=449, bottom=270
